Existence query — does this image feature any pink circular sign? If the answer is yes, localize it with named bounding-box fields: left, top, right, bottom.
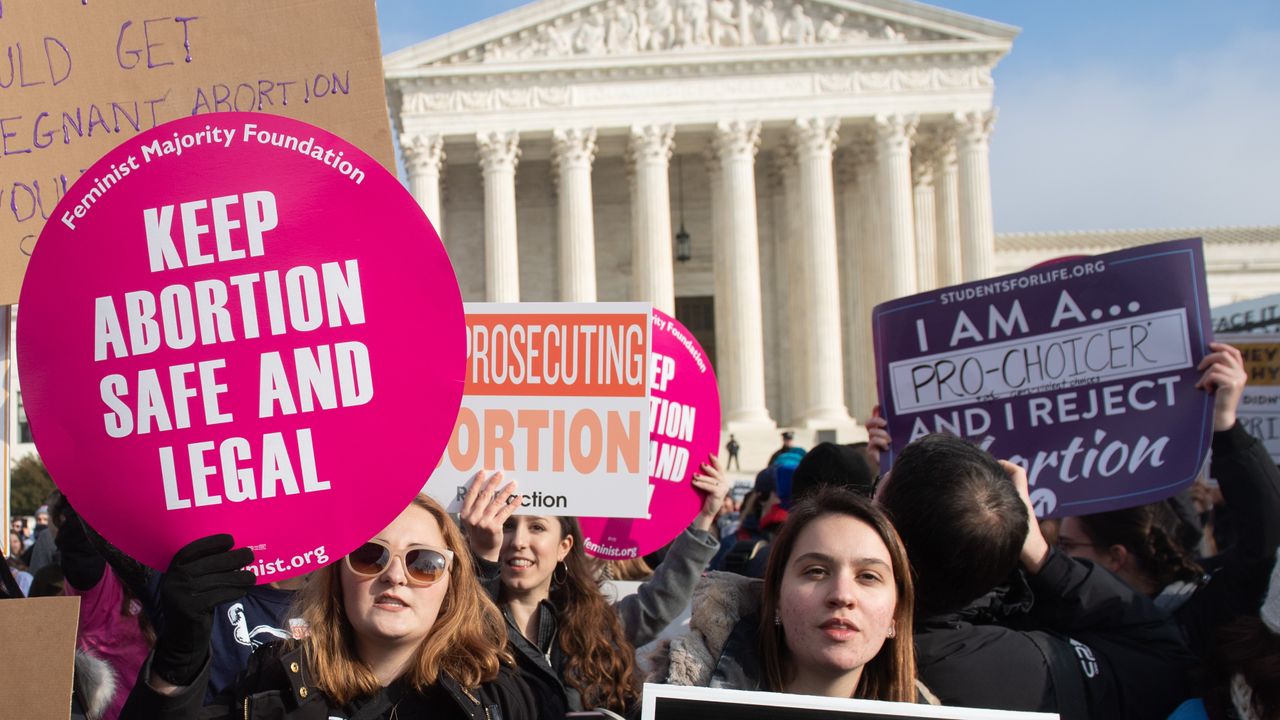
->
left=579, top=310, right=721, bottom=559
left=17, top=113, right=466, bottom=582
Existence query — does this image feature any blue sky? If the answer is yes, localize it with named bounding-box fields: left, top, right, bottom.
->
left=375, top=1, right=1280, bottom=234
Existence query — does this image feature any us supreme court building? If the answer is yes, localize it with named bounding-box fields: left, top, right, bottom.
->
left=382, top=0, right=1280, bottom=448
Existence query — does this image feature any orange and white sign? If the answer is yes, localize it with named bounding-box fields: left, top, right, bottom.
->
left=427, top=303, right=653, bottom=518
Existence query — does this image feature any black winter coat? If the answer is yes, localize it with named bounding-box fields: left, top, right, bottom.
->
left=120, top=642, right=535, bottom=720
left=915, top=548, right=1197, bottom=720
left=1172, top=422, right=1280, bottom=658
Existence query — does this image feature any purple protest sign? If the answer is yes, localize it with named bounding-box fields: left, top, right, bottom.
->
left=873, top=238, right=1213, bottom=518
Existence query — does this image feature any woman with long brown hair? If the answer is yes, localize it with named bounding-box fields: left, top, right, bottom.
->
left=121, top=494, right=533, bottom=719
left=653, top=486, right=920, bottom=702
left=460, top=456, right=728, bottom=718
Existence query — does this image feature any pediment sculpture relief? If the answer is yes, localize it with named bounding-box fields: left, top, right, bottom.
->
left=437, top=0, right=943, bottom=65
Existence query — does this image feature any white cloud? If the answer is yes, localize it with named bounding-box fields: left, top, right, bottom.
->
left=990, top=29, right=1280, bottom=232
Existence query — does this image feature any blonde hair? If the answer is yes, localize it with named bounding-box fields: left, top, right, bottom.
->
left=759, top=487, right=917, bottom=702
left=290, top=495, right=510, bottom=704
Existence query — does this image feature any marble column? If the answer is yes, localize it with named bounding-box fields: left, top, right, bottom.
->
left=704, top=147, right=735, bottom=417
left=628, top=125, right=676, bottom=315
left=933, top=133, right=963, bottom=287
left=836, top=146, right=869, bottom=418
left=874, top=114, right=919, bottom=301
left=771, top=146, right=801, bottom=426
left=552, top=128, right=598, bottom=302
left=790, top=118, right=853, bottom=427
left=912, top=155, right=938, bottom=291
left=401, top=133, right=445, bottom=231
left=476, top=130, right=521, bottom=302
left=955, top=110, right=997, bottom=282
left=852, top=139, right=886, bottom=418
left=713, top=120, right=774, bottom=427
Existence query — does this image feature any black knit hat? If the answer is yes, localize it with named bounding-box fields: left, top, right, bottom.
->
left=791, top=442, right=875, bottom=501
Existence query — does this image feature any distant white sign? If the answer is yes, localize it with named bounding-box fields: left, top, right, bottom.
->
left=1213, top=293, right=1280, bottom=334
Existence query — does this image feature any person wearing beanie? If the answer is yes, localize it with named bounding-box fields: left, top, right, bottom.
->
left=790, top=441, right=877, bottom=501
left=717, top=451, right=807, bottom=577
left=25, top=498, right=60, bottom=574
left=714, top=465, right=788, bottom=576
left=771, top=450, right=803, bottom=509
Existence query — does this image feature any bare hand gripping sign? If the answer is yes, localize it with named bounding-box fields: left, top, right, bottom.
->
left=873, top=238, right=1214, bottom=518
left=17, top=113, right=465, bottom=582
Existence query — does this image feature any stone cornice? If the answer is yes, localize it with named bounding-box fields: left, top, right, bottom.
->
left=383, top=0, right=1018, bottom=73
left=385, top=40, right=1010, bottom=82
left=391, top=50, right=1001, bottom=125
left=997, top=226, right=1280, bottom=251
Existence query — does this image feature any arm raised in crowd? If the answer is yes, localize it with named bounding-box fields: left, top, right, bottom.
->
left=1200, top=342, right=1280, bottom=567
left=122, top=534, right=255, bottom=715
left=615, top=453, right=726, bottom=647
left=54, top=504, right=107, bottom=592
left=1173, top=342, right=1280, bottom=655
left=1003, top=461, right=1197, bottom=719
left=459, top=470, right=522, bottom=600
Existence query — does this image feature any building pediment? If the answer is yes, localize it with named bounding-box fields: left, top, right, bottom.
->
left=383, top=0, right=1018, bottom=72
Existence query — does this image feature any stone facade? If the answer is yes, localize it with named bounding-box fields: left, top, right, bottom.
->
left=383, top=0, right=1280, bottom=450
left=385, top=0, right=1019, bottom=440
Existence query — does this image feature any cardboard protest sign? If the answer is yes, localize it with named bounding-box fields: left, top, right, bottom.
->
left=1218, top=333, right=1280, bottom=463
left=642, top=684, right=1058, bottom=720
left=1212, top=293, right=1280, bottom=335
left=873, top=238, right=1213, bottom=518
left=16, top=113, right=465, bottom=582
left=0, top=307, right=10, bottom=559
left=428, top=303, right=653, bottom=518
left=0, top=596, right=80, bottom=719
left=0, top=0, right=394, bottom=306
left=579, top=309, right=721, bottom=559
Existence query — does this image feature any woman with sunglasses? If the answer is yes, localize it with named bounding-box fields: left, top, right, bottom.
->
left=122, top=495, right=533, bottom=720
left=460, top=457, right=729, bottom=719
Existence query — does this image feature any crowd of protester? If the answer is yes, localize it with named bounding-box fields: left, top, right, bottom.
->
left=4, top=341, right=1279, bottom=720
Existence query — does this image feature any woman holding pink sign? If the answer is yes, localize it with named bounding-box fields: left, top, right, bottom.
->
left=460, top=459, right=728, bottom=719
left=121, top=495, right=533, bottom=720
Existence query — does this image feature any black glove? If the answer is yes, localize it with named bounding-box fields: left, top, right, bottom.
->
left=54, top=503, right=106, bottom=591
left=151, top=534, right=255, bottom=687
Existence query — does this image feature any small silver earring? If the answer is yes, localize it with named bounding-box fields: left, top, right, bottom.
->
left=887, top=622, right=896, bottom=638
left=774, top=610, right=781, bottom=626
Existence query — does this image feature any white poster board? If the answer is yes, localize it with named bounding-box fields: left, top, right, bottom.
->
left=642, top=684, right=1059, bottom=720
left=1212, top=293, right=1280, bottom=335
left=427, top=303, right=654, bottom=518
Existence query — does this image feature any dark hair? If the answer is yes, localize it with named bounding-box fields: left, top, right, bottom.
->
left=1206, top=615, right=1280, bottom=720
left=877, top=434, right=1026, bottom=617
left=791, top=442, right=876, bottom=500
left=1075, top=504, right=1204, bottom=591
left=758, top=486, right=916, bottom=701
left=549, top=517, right=639, bottom=713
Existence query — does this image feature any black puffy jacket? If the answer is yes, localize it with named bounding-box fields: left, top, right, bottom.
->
left=915, top=548, right=1197, bottom=720
left=120, top=641, right=535, bottom=720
